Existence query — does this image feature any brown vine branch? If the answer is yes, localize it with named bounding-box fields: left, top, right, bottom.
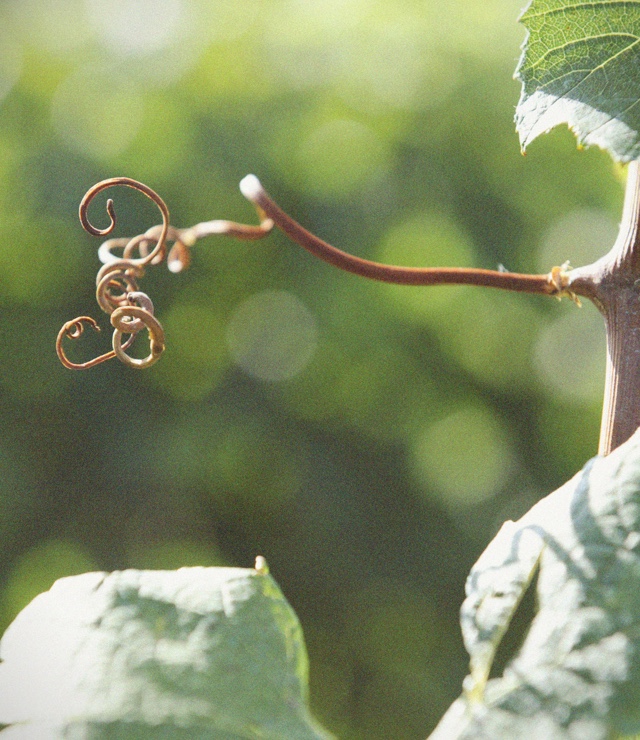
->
left=238, top=175, right=561, bottom=295
left=58, top=173, right=585, bottom=372
left=59, top=168, right=640, bottom=463
left=234, top=170, right=640, bottom=456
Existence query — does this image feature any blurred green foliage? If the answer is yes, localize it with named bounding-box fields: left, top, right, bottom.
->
left=0, top=0, right=625, bottom=737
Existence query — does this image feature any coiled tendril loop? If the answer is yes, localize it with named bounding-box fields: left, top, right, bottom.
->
left=57, top=176, right=274, bottom=371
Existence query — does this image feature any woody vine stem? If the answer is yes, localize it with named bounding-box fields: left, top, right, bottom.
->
left=58, top=163, right=640, bottom=455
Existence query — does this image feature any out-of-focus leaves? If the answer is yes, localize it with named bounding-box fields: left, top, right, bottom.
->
left=0, top=565, right=331, bottom=739
left=516, top=0, right=640, bottom=161
left=432, top=427, right=640, bottom=739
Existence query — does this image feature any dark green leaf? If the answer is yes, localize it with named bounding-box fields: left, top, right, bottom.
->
left=515, top=0, right=640, bottom=161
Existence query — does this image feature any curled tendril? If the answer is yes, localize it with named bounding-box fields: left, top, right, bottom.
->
left=59, top=176, right=275, bottom=371
left=56, top=316, right=135, bottom=370
left=119, top=291, right=155, bottom=333
left=111, top=304, right=165, bottom=369
left=97, top=226, right=191, bottom=273
left=96, top=262, right=144, bottom=315
left=79, top=177, right=169, bottom=267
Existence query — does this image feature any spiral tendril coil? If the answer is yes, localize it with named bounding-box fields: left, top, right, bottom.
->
left=57, top=177, right=273, bottom=370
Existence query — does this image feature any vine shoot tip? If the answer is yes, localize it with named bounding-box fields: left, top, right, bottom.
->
left=254, top=555, right=269, bottom=574
left=239, top=174, right=262, bottom=200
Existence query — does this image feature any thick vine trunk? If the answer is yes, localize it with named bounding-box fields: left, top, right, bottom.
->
left=570, top=161, right=640, bottom=455
left=600, top=293, right=640, bottom=454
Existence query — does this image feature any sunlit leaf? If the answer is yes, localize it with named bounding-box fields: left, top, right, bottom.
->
left=432, top=427, right=640, bottom=739
left=515, top=0, right=640, bottom=161
left=0, top=565, right=332, bottom=739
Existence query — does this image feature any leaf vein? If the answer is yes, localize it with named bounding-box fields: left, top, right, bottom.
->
left=532, top=36, right=640, bottom=106
left=583, top=90, right=640, bottom=138
left=527, top=32, right=639, bottom=73
left=522, top=1, right=640, bottom=22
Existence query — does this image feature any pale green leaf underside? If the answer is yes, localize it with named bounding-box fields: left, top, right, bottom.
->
left=515, top=0, right=640, bottom=161
left=431, top=427, right=640, bottom=739
left=0, top=566, right=332, bottom=739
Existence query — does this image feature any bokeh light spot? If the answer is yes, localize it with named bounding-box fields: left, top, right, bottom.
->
left=151, top=303, right=229, bottom=401
left=51, top=67, right=144, bottom=161
left=226, top=290, right=318, bottom=382
left=0, top=29, right=22, bottom=104
left=6, top=0, right=90, bottom=56
left=410, top=404, right=513, bottom=509
left=441, top=291, right=540, bottom=389
left=294, top=119, right=391, bottom=197
left=537, top=209, right=619, bottom=273
left=334, top=33, right=458, bottom=113
left=534, top=302, right=606, bottom=403
left=376, top=211, right=475, bottom=321
left=86, top=0, right=184, bottom=56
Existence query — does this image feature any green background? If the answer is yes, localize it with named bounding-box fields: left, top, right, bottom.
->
left=0, top=1, right=625, bottom=737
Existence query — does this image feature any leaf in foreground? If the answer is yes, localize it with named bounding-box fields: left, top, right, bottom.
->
left=515, top=0, right=640, bottom=162
left=431, top=427, right=640, bottom=739
left=0, top=564, right=331, bottom=739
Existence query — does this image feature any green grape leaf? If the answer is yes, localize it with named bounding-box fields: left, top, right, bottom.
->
left=0, top=564, right=332, bottom=739
left=431, top=427, right=640, bottom=739
left=515, top=0, right=640, bottom=162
